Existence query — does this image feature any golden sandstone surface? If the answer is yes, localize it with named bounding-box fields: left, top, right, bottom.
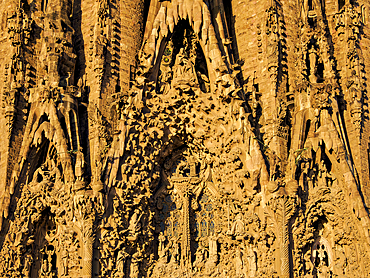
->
left=1, top=0, right=370, bottom=277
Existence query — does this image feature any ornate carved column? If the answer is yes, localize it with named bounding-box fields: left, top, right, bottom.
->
left=181, top=188, right=191, bottom=273
left=172, top=179, right=192, bottom=274
left=82, top=226, right=94, bottom=278
left=266, top=194, right=296, bottom=278
left=75, top=194, right=96, bottom=278
left=172, top=167, right=202, bottom=275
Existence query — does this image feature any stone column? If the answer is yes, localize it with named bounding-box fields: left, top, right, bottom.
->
left=82, top=226, right=94, bottom=278
left=120, top=0, right=146, bottom=91
left=181, top=188, right=191, bottom=273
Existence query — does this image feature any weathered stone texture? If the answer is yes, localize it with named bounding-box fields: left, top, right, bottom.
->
left=1, top=0, right=370, bottom=277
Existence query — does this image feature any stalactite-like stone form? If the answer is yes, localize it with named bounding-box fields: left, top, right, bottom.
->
left=1, top=1, right=370, bottom=278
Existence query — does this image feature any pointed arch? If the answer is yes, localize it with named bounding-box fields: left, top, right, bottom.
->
left=152, top=19, right=211, bottom=98
left=311, top=236, right=333, bottom=267
left=140, top=0, right=229, bottom=87
left=3, top=99, right=75, bottom=224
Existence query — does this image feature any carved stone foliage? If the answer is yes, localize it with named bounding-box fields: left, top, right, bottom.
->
left=97, top=12, right=275, bottom=276
left=0, top=150, right=89, bottom=277
left=1, top=0, right=370, bottom=278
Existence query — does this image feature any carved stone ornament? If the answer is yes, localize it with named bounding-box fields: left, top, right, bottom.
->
left=0, top=0, right=370, bottom=278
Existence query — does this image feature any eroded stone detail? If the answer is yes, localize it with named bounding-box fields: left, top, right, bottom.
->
left=0, top=0, right=370, bottom=278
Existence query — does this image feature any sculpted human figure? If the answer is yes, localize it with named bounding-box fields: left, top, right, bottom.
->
left=267, top=26, right=279, bottom=59
left=235, top=247, right=243, bottom=277
left=158, top=232, right=166, bottom=258
left=208, top=235, right=218, bottom=263
left=300, top=161, right=310, bottom=190
left=350, top=86, right=362, bottom=106
left=307, top=165, right=317, bottom=190
left=95, top=155, right=103, bottom=180
left=60, top=246, right=68, bottom=276
left=95, top=28, right=109, bottom=93
left=39, top=258, right=49, bottom=277
left=128, top=209, right=143, bottom=239
left=244, top=245, right=257, bottom=277
left=159, top=67, right=172, bottom=95
left=95, top=27, right=108, bottom=59
left=75, top=147, right=85, bottom=181
left=171, top=47, right=198, bottom=90
left=317, top=260, right=330, bottom=278
left=116, top=246, right=128, bottom=275
left=169, top=239, right=179, bottom=264
left=228, top=212, right=245, bottom=239
left=22, top=250, right=32, bottom=278
left=31, top=163, right=48, bottom=184
left=48, top=159, right=62, bottom=185
left=308, top=45, right=317, bottom=83
left=317, top=160, right=328, bottom=187
left=193, top=245, right=206, bottom=272
left=266, top=150, right=280, bottom=181
left=129, top=249, right=142, bottom=278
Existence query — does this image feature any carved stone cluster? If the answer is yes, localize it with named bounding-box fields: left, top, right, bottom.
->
left=1, top=0, right=370, bottom=277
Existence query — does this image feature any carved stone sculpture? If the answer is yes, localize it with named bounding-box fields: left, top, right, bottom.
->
left=0, top=1, right=370, bottom=278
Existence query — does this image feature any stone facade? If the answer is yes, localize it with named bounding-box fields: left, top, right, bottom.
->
left=1, top=0, right=370, bottom=277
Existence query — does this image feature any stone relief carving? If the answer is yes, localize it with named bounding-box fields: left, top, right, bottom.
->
left=0, top=0, right=370, bottom=278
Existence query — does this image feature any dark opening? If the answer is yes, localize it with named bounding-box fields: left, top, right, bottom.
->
left=321, top=149, right=332, bottom=173
left=36, top=140, right=50, bottom=170
left=287, top=131, right=292, bottom=154
left=339, top=0, right=345, bottom=11
left=21, top=0, right=30, bottom=12
left=196, top=163, right=201, bottom=175
left=42, top=0, right=48, bottom=13
left=308, top=0, right=313, bottom=10
left=223, top=0, right=233, bottom=39
left=256, top=178, right=261, bottom=193
left=304, top=120, right=311, bottom=145
left=115, top=84, right=121, bottom=93
left=142, top=0, right=151, bottom=34
left=317, top=62, right=324, bottom=83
